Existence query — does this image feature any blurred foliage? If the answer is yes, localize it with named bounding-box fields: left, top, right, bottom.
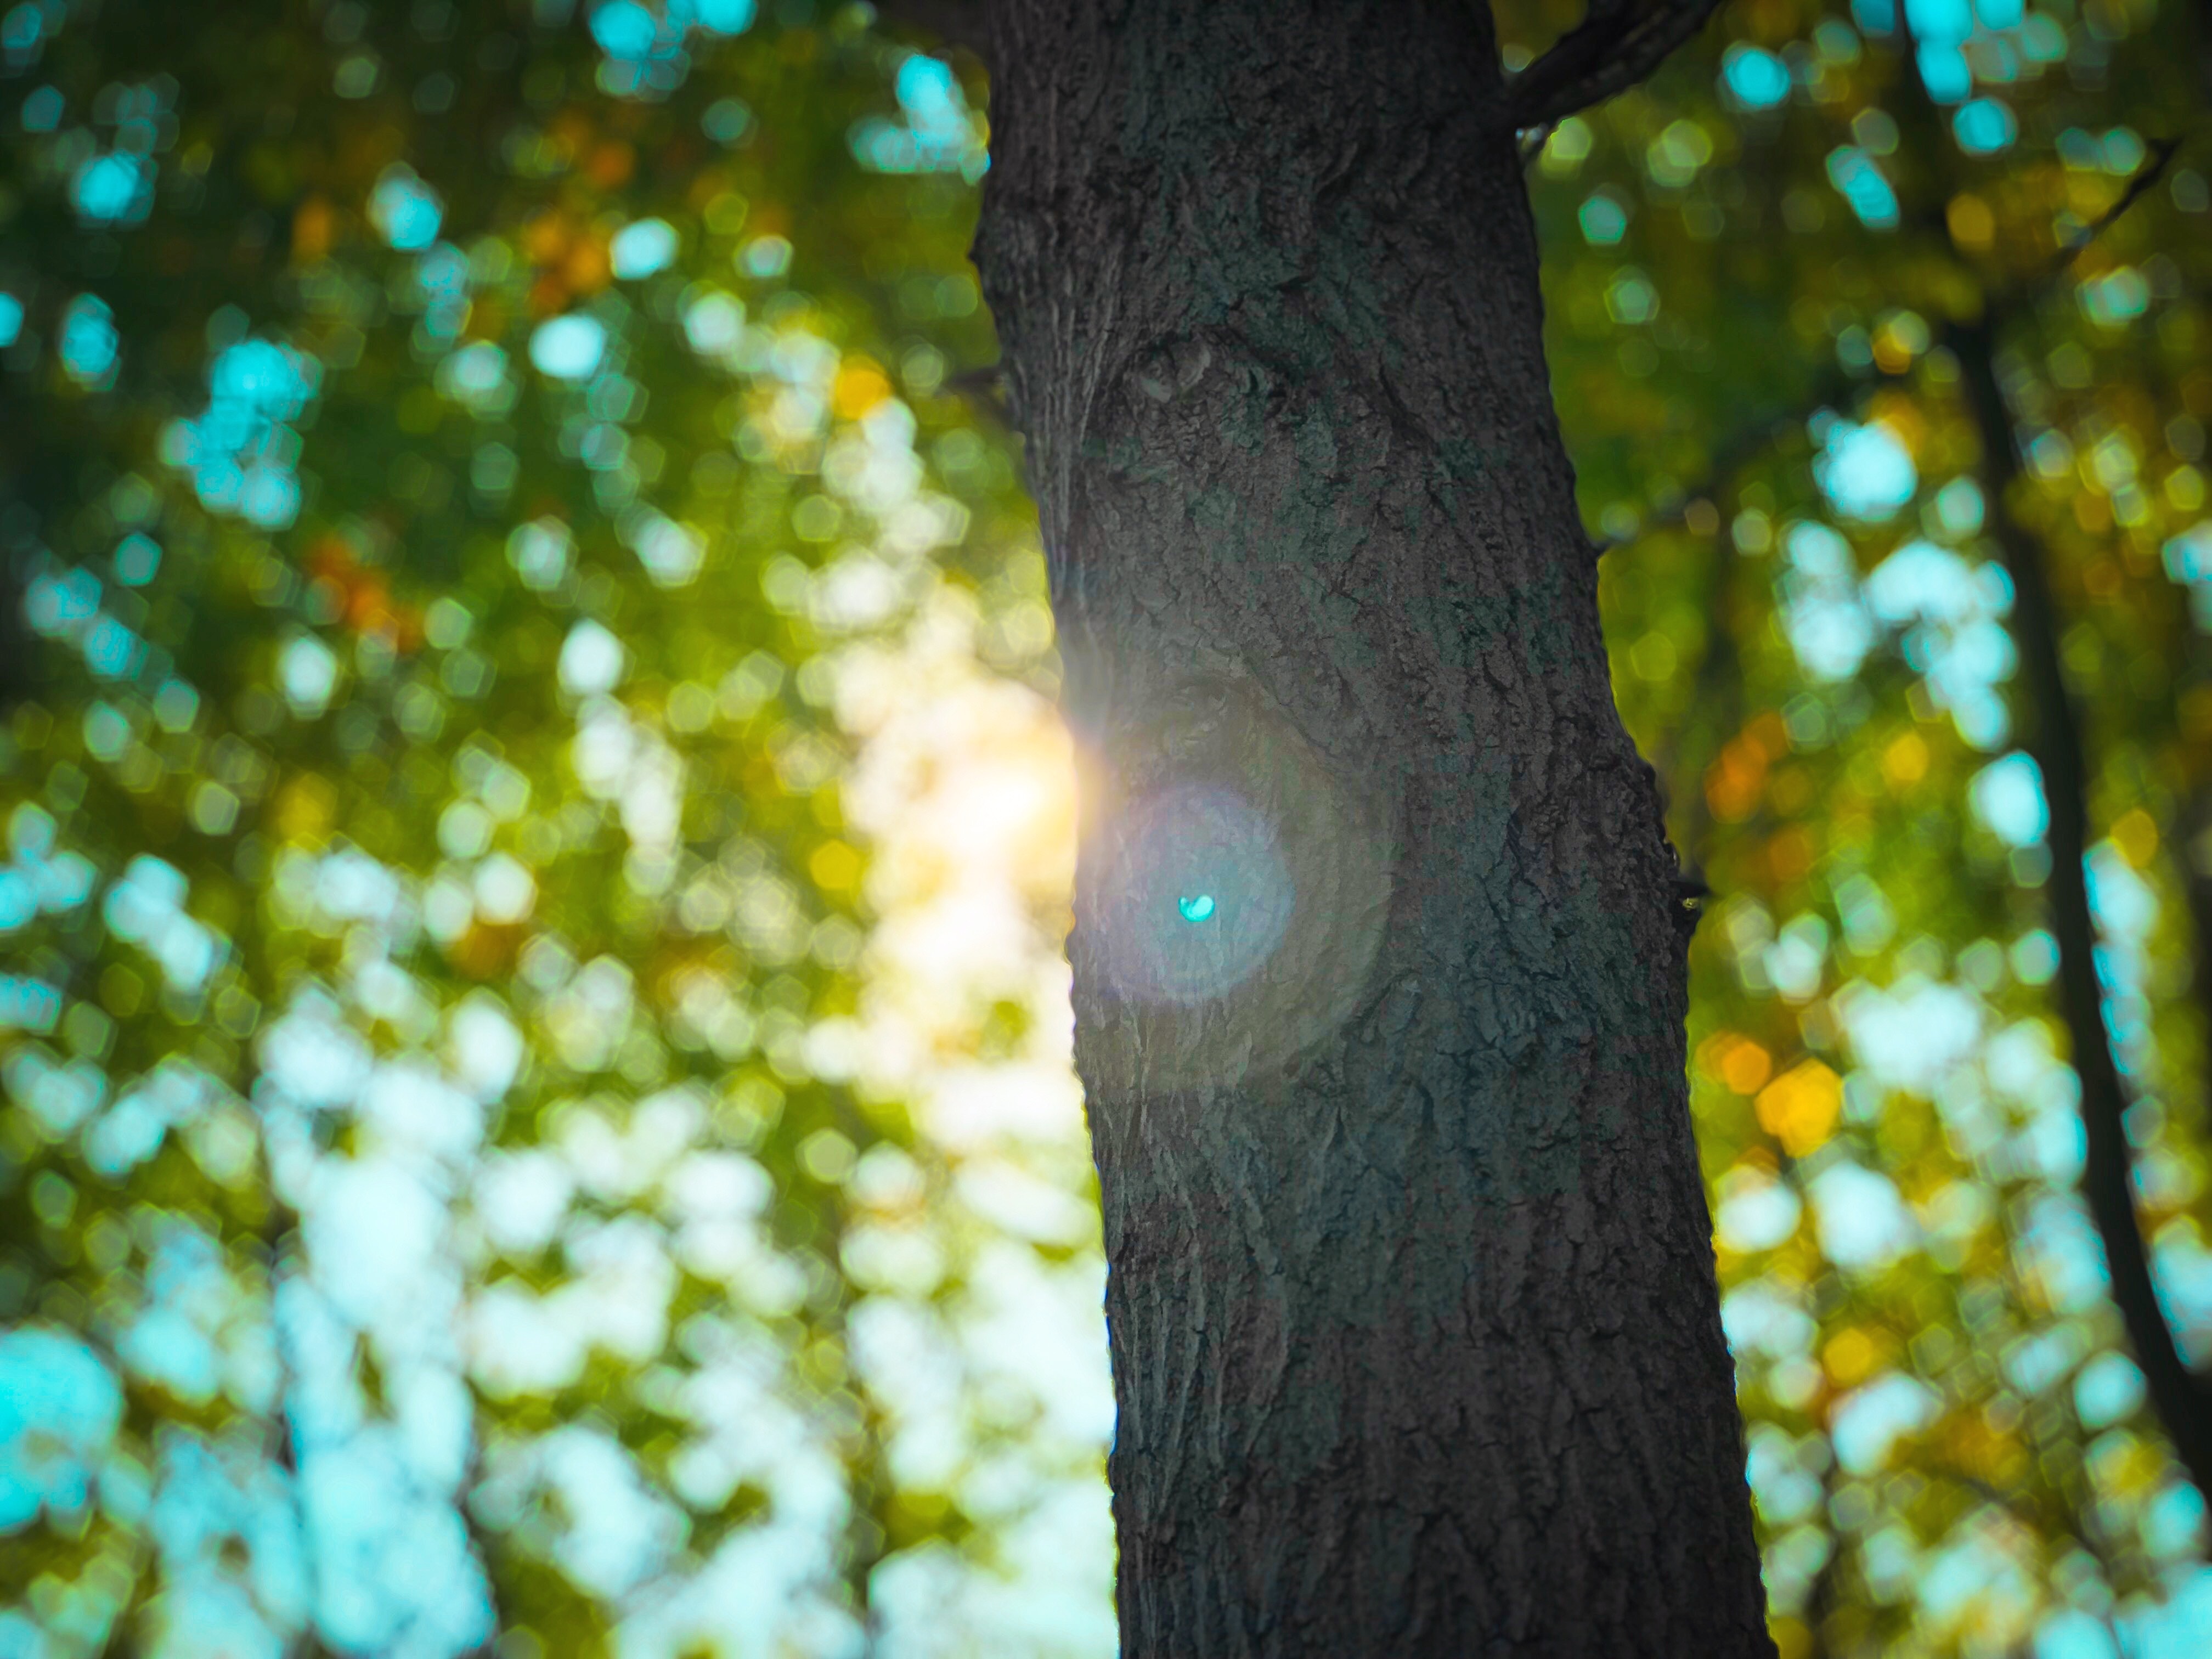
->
left=0, top=3, right=1104, bottom=1656
left=3, top=0, right=2212, bottom=1656
left=1500, top=0, right=2212, bottom=1650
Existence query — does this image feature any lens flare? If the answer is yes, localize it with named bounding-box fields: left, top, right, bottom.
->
left=1093, top=784, right=1293, bottom=1005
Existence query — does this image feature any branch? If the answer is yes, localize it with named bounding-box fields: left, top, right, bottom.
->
left=1506, top=0, right=1724, bottom=131
left=867, top=0, right=992, bottom=63
left=2045, top=136, right=2183, bottom=277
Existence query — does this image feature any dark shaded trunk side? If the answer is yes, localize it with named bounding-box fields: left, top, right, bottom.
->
left=973, top=3, right=1772, bottom=1652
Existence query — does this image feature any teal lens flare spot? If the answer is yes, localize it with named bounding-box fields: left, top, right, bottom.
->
left=1096, top=783, right=1294, bottom=1005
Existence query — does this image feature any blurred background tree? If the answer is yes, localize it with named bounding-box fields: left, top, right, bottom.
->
left=0, top=0, right=2208, bottom=1655
left=1506, top=0, right=2212, bottom=1650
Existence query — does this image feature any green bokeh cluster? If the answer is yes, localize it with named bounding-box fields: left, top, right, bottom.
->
left=3, top=0, right=2211, bottom=1655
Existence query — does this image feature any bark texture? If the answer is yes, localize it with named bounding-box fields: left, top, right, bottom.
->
left=974, top=4, right=1770, bottom=1652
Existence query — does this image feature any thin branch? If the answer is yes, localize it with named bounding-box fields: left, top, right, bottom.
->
left=867, top=0, right=991, bottom=63
left=2045, top=136, right=2184, bottom=278
left=1607, top=122, right=2187, bottom=560
left=1506, top=0, right=1724, bottom=132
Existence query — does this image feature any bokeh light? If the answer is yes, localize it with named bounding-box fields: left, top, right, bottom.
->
left=2, top=1, right=2210, bottom=1655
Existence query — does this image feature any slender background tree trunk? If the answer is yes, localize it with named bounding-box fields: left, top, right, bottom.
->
left=1886, top=0, right=2212, bottom=1502
left=974, top=2, right=1772, bottom=1651
left=1952, top=317, right=2212, bottom=1497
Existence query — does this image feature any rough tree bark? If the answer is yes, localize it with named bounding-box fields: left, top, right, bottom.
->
left=971, top=2, right=1770, bottom=1652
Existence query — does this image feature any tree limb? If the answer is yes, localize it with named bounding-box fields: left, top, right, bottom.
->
left=1506, top=0, right=1724, bottom=131
left=2044, top=136, right=2183, bottom=278
left=867, top=0, right=992, bottom=63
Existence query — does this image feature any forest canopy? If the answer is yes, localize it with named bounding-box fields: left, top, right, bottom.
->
left=1, top=0, right=2210, bottom=1655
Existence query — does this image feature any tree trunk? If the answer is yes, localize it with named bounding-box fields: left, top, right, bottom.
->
left=1951, top=316, right=2212, bottom=1498
left=973, top=2, right=1771, bottom=1652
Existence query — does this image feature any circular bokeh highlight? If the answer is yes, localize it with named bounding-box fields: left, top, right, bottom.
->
left=1091, top=782, right=1295, bottom=1006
